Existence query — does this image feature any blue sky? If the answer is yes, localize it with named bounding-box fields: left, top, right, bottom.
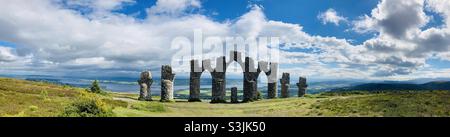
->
left=0, top=41, right=17, bottom=48
left=114, top=0, right=380, bottom=44
left=1, top=0, right=450, bottom=81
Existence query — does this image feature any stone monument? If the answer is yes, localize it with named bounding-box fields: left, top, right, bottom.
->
left=188, top=51, right=280, bottom=103
left=296, top=77, right=307, bottom=97
left=160, top=65, right=175, bottom=102
left=189, top=60, right=202, bottom=102
left=138, top=71, right=153, bottom=101
left=231, top=87, right=238, bottom=103
left=280, top=73, right=290, bottom=98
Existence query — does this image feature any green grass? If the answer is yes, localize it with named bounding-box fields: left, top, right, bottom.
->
left=110, top=90, right=450, bottom=117
left=310, top=91, right=450, bottom=117
left=0, top=77, right=127, bottom=117
left=1, top=77, right=450, bottom=117
left=113, top=97, right=321, bottom=117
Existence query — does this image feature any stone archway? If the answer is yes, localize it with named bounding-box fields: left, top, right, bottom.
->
left=225, top=61, right=244, bottom=103
left=189, top=51, right=278, bottom=103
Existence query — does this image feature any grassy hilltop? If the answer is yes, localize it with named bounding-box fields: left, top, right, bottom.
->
left=1, top=77, right=450, bottom=117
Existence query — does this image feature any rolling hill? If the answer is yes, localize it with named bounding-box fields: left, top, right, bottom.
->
left=1, top=77, right=450, bottom=117
left=333, top=81, right=450, bottom=91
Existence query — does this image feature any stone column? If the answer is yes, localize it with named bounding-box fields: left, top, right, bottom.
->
left=242, top=57, right=260, bottom=102
left=209, top=56, right=227, bottom=103
left=267, top=82, right=277, bottom=99
left=189, top=60, right=202, bottom=102
left=296, top=77, right=308, bottom=97
left=211, top=72, right=226, bottom=103
left=138, top=71, right=153, bottom=101
left=160, top=65, right=175, bottom=102
left=189, top=73, right=201, bottom=102
left=252, top=81, right=259, bottom=100
left=280, top=73, right=290, bottom=98
left=242, top=79, right=252, bottom=102
left=265, top=62, right=278, bottom=99
left=243, top=80, right=257, bottom=102
left=231, top=87, right=238, bottom=103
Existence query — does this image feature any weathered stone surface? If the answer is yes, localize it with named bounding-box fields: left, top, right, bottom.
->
left=209, top=56, right=227, bottom=103
left=189, top=60, right=202, bottom=102
left=138, top=71, right=153, bottom=101
left=187, top=51, right=281, bottom=103
left=280, top=73, right=290, bottom=98
left=231, top=87, right=238, bottom=103
left=160, top=65, right=175, bottom=102
left=161, top=80, right=173, bottom=101
left=210, top=72, right=226, bottom=103
left=243, top=80, right=256, bottom=102
left=296, top=77, right=307, bottom=97
left=242, top=57, right=261, bottom=102
left=260, top=61, right=278, bottom=99
left=267, top=82, right=277, bottom=99
left=188, top=73, right=201, bottom=102
left=252, top=81, right=259, bottom=100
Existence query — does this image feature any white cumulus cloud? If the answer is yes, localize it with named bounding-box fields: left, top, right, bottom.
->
left=317, top=8, right=348, bottom=26
left=0, top=0, right=450, bottom=80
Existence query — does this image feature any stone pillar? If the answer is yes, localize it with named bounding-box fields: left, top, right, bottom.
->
left=160, top=65, right=175, bottom=102
left=296, top=77, right=308, bottom=97
left=231, top=87, right=238, bottom=103
left=280, top=73, right=290, bottom=98
left=242, top=79, right=251, bottom=102
left=189, top=60, right=202, bottom=102
left=189, top=73, right=201, bottom=102
left=243, top=80, right=257, bottom=102
left=209, top=56, right=227, bottom=103
left=252, top=81, right=259, bottom=100
left=211, top=72, right=226, bottom=103
left=264, top=62, right=278, bottom=99
left=138, top=71, right=153, bottom=101
left=267, top=82, right=277, bottom=99
left=242, top=57, right=261, bottom=102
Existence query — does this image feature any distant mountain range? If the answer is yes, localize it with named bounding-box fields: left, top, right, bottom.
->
left=3, top=74, right=450, bottom=93
left=332, top=81, right=450, bottom=91
left=306, top=80, right=367, bottom=93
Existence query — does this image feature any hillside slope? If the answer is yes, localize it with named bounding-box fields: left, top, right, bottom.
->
left=335, top=81, right=450, bottom=91
left=0, top=77, right=81, bottom=116
left=0, top=77, right=125, bottom=116
left=1, top=77, right=450, bottom=117
left=110, top=91, right=450, bottom=117
left=422, top=81, right=450, bottom=90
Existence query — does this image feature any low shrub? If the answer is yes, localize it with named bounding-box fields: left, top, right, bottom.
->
left=88, top=80, right=103, bottom=93
left=60, top=94, right=114, bottom=117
